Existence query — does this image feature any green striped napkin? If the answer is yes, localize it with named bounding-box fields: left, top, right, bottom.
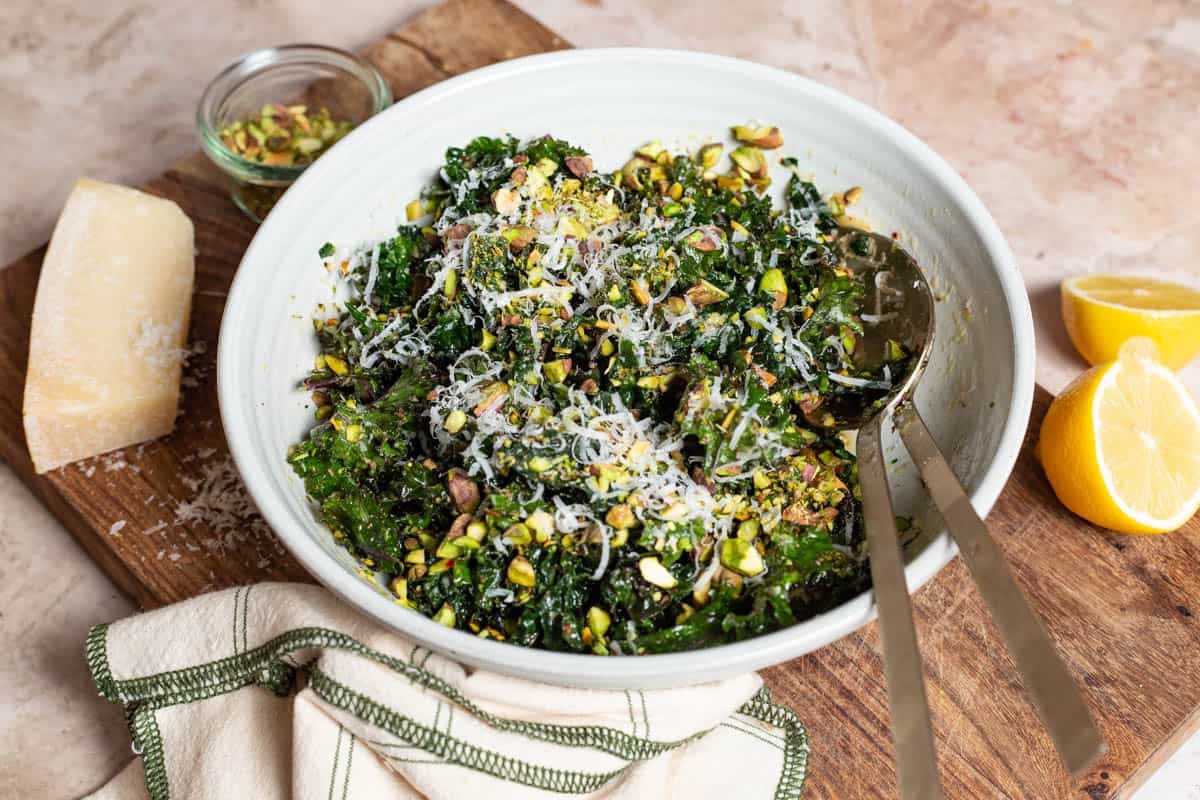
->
left=84, top=583, right=808, bottom=800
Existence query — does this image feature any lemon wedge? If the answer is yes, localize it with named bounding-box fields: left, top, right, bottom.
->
left=1040, top=338, right=1200, bottom=534
left=1062, top=274, right=1200, bottom=369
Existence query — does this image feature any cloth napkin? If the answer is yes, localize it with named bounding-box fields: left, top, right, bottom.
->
left=84, top=583, right=808, bottom=800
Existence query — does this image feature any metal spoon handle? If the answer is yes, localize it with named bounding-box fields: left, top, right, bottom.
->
left=894, top=403, right=1106, bottom=776
left=858, top=416, right=945, bottom=800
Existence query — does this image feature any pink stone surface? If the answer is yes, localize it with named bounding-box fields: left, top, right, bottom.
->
left=519, top=0, right=1200, bottom=395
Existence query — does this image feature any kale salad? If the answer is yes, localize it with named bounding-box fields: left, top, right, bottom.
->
left=289, top=125, right=908, bottom=655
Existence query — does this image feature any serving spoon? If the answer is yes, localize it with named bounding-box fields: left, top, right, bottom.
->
left=825, top=228, right=1105, bottom=798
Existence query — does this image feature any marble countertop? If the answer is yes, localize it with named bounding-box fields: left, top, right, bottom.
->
left=1, top=1, right=1197, bottom=797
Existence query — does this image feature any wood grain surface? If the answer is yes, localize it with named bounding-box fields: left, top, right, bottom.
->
left=0, top=1, right=1196, bottom=797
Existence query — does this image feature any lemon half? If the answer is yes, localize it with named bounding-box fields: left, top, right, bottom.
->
left=1062, top=274, right=1200, bottom=369
left=1040, top=339, right=1200, bottom=534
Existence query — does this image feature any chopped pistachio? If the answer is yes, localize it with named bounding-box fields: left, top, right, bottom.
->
left=447, top=513, right=471, bottom=540
left=686, top=280, right=729, bottom=306
left=621, top=157, right=648, bottom=190
left=528, top=455, right=554, bottom=473
left=587, top=606, right=612, bottom=638
left=406, top=199, right=425, bottom=221
left=324, top=354, right=348, bottom=376
left=507, top=555, right=537, bottom=587
left=432, top=603, right=457, bottom=627
left=542, top=358, right=572, bottom=384
left=219, top=105, right=354, bottom=167
left=731, top=124, right=784, bottom=149
left=744, top=306, right=768, bottom=329
left=447, top=470, right=481, bottom=514
left=638, top=556, right=678, bottom=589
left=635, top=140, right=664, bottom=160
left=720, top=538, right=765, bottom=576
left=716, top=173, right=744, bottom=191
left=564, top=155, right=593, bottom=177
left=391, top=577, right=412, bottom=607
left=556, top=216, right=588, bottom=239
left=659, top=502, right=689, bottom=521
left=504, top=523, right=533, bottom=545
left=758, top=268, right=788, bottom=310
left=526, top=510, right=556, bottom=542
left=466, top=520, right=488, bottom=542
left=436, top=539, right=463, bottom=559
left=473, top=381, right=509, bottom=416
left=525, top=165, right=548, bottom=192
left=736, top=519, right=760, bottom=541
left=697, top=142, right=723, bottom=169
left=480, top=330, right=497, bottom=351
left=444, top=409, right=468, bottom=434
left=589, top=463, right=622, bottom=493
left=501, top=225, right=537, bottom=252
left=492, top=187, right=521, bottom=214
left=428, top=558, right=454, bottom=575
left=730, top=146, right=768, bottom=179
left=404, top=548, right=426, bottom=564
left=630, top=278, right=651, bottom=305
left=344, top=423, right=363, bottom=443
left=605, top=504, right=636, bottom=529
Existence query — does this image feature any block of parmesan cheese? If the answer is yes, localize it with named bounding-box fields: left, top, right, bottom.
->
left=23, top=179, right=195, bottom=473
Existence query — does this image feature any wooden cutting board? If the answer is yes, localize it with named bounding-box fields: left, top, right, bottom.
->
left=1, top=1, right=1197, bottom=797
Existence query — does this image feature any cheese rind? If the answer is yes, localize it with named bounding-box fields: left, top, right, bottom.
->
left=23, top=179, right=195, bottom=473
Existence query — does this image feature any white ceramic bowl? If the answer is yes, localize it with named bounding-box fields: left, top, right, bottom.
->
left=219, top=48, right=1034, bottom=688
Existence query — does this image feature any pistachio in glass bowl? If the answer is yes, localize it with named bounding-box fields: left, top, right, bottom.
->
left=197, top=44, right=391, bottom=222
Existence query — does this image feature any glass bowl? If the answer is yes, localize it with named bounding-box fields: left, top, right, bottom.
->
left=197, top=44, right=391, bottom=221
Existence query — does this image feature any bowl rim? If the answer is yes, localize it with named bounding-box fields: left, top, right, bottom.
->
left=196, top=43, right=392, bottom=186
left=219, top=47, right=1036, bottom=687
